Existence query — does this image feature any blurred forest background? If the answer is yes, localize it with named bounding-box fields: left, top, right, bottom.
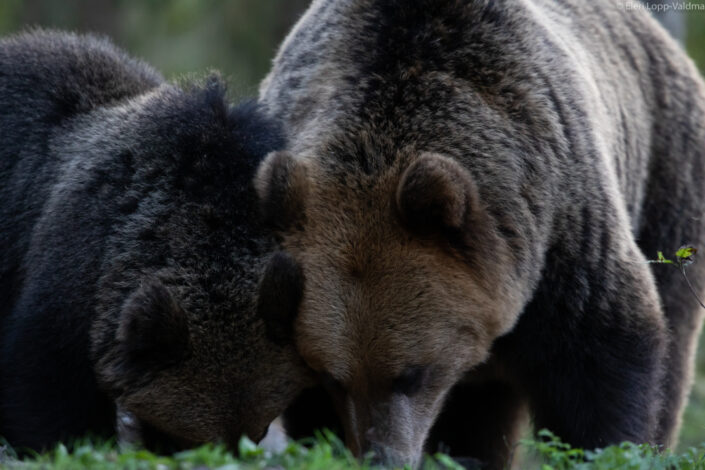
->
left=0, top=0, right=311, bottom=99
left=0, top=0, right=704, bottom=451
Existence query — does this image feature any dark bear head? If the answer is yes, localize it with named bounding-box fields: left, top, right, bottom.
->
left=87, top=78, right=312, bottom=450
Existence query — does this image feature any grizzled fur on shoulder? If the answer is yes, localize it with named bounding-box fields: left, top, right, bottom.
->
left=259, top=0, right=705, bottom=468
left=0, top=30, right=311, bottom=452
left=0, top=29, right=162, bottom=314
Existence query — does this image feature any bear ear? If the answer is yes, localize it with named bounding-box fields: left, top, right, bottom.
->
left=254, top=151, right=308, bottom=230
left=395, top=152, right=480, bottom=235
left=117, top=279, right=190, bottom=370
left=257, top=251, right=304, bottom=345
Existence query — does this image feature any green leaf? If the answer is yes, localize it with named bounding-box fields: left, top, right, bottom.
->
left=676, top=245, right=698, bottom=266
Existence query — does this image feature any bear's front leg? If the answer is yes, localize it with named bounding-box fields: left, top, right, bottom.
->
left=497, top=239, right=667, bottom=449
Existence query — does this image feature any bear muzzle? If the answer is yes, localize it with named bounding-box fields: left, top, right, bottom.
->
left=339, top=393, right=431, bottom=469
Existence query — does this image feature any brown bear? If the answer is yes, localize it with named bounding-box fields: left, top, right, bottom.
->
left=255, top=0, right=705, bottom=468
left=0, top=30, right=311, bottom=453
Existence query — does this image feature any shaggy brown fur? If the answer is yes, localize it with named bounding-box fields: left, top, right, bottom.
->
left=256, top=0, right=705, bottom=468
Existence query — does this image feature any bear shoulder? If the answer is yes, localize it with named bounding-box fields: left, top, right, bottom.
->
left=0, top=29, right=162, bottom=118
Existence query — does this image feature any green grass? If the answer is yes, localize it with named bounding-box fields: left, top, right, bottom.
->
left=0, top=432, right=363, bottom=470
left=523, top=430, right=705, bottom=470
left=2, top=431, right=705, bottom=470
left=0, top=431, right=468, bottom=470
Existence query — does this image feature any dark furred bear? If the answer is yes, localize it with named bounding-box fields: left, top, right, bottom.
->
left=257, top=0, right=705, bottom=468
left=0, top=30, right=311, bottom=452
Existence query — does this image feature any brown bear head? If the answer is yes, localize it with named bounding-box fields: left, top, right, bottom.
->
left=256, top=150, right=525, bottom=466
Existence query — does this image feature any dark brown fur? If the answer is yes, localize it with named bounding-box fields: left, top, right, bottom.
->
left=257, top=0, right=705, bottom=468
left=0, top=30, right=312, bottom=452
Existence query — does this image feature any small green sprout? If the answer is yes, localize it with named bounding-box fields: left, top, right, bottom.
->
left=676, top=245, right=698, bottom=266
left=649, top=245, right=705, bottom=309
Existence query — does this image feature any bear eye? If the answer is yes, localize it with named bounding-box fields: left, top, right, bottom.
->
left=392, top=366, right=427, bottom=396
